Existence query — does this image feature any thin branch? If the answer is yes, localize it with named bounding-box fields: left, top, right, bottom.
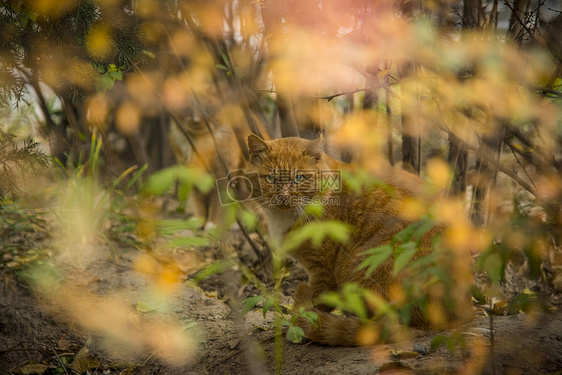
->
left=326, top=77, right=388, bottom=141
left=256, top=82, right=399, bottom=102
left=255, top=87, right=375, bottom=101
left=434, top=120, right=540, bottom=198
left=506, top=141, right=537, bottom=191
left=132, top=64, right=210, bottom=174
left=504, top=0, right=543, bottom=44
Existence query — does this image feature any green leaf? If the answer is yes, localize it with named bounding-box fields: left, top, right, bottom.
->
left=391, top=223, right=418, bottom=247
left=480, top=252, right=504, bottom=284
left=320, top=291, right=343, bottom=308
left=143, top=167, right=180, bottom=195
left=283, top=221, right=350, bottom=253
left=142, top=50, right=156, bottom=58
left=143, top=166, right=213, bottom=196
left=216, top=63, right=229, bottom=71
left=398, top=303, right=413, bottom=326
left=189, top=170, right=214, bottom=194
left=342, top=284, right=367, bottom=319
left=262, top=297, right=274, bottom=318
left=240, top=209, right=258, bottom=231
left=413, top=218, right=435, bottom=244
left=170, top=236, right=210, bottom=247
left=221, top=53, right=230, bottom=69
left=108, top=70, right=123, bottom=80
left=191, top=261, right=229, bottom=283
left=22, top=9, right=37, bottom=22
left=358, top=245, right=393, bottom=276
left=429, top=334, right=447, bottom=352
left=280, top=318, right=291, bottom=327
left=393, top=242, right=417, bottom=275
left=304, top=202, right=324, bottom=217
left=177, top=180, right=190, bottom=204
left=286, top=325, right=305, bottom=343
left=446, top=337, right=456, bottom=353
left=407, top=251, right=437, bottom=271
left=102, top=74, right=115, bottom=89
left=158, top=218, right=204, bottom=235
left=126, top=164, right=147, bottom=190
left=297, top=307, right=318, bottom=326
left=241, top=295, right=264, bottom=316
left=136, top=301, right=156, bottom=313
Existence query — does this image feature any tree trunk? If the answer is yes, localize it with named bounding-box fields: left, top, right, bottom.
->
left=508, top=0, right=532, bottom=41
left=448, top=0, right=481, bottom=198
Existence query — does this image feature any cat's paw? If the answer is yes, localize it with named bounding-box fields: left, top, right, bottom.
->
left=203, top=221, right=217, bottom=232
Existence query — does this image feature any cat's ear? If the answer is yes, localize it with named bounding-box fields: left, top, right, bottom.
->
left=304, top=135, right=325, bottom=160
left=247, top=134, right=269, bottom=161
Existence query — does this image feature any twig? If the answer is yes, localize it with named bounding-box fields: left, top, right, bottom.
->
left=327, top=77, right=389, bottom=141
left=506, top=141, right=538, bottom=191
left=52, top=348, right=70, bottom=375
left=256, top=82, right=399, bottom=102
left=31, top=341, right=78, bottom=375
left=434, top=119, right=540, bottom=198
left=236, top=216, right=269, bottom=284
left=504, top=0, right=543, bottom=44
left=256, top=87, right=378, bottom=101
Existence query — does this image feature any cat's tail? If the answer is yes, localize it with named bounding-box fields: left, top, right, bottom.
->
left=296, top=309, right=391, bottom=346
left=293, top=283, right=403, bottom=346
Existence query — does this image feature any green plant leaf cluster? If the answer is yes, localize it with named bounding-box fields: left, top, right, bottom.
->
left=359, top=216, right=436, bottom=277
left=282, top=307, right=318, bottom=344
left=143, top=165, right=214, bottom=199
left=281, top=220, right=351, bottom=255
left=0, top=131, right=48, bottom=207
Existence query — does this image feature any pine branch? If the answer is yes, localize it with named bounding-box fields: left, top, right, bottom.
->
left=0, top=132, right=49, bottom=207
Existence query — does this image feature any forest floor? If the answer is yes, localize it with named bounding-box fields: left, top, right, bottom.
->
left=1, top=198, right=562, bottom=375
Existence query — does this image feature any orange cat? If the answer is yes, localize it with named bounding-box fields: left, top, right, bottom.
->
left=169, top=108, right=243, bottom=230
left=245, top=134, right=474, bottom=346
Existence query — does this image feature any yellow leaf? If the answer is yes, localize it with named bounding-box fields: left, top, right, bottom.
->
left=377, top=69, right=390, bottom=78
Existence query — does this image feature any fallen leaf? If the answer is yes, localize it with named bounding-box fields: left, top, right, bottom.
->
left=228, top=339, right=241, bottom=349
left=12, top=364, right=49, bottom=375
left=70, top=345, right=98, bottom=372
left=57, top=339, right=71, bottom=350
left=491, top=298, right=509, bottom=315
left=205, top=290, right=219, bottom=298
left=391, top=349, right=419, bottom=359
left=379, top=361, right=414, bottom=373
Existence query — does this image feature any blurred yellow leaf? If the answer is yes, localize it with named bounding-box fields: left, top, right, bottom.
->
left=86, top=25, right=114, bottom=58
left=377, top=69, right=390, bottom=78
left=116, top=102, right=140, bottom=135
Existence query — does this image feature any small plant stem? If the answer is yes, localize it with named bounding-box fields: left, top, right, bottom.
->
left=489, top=301, right=496, bottom=375
left=273, top=253, right=286, bottom=375
left=274, top=312, right=284, bottom=375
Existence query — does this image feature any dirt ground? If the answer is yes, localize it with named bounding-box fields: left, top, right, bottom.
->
left=1, top=209, right=562, bottom=375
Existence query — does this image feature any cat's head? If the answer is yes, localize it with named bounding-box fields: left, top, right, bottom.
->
left=245, top=135, right=334, bottom=212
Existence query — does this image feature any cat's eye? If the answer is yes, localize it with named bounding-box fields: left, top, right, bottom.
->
left=293, top=174, right=306, bottom=184
left=264, top=175, right=277, bottom=184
